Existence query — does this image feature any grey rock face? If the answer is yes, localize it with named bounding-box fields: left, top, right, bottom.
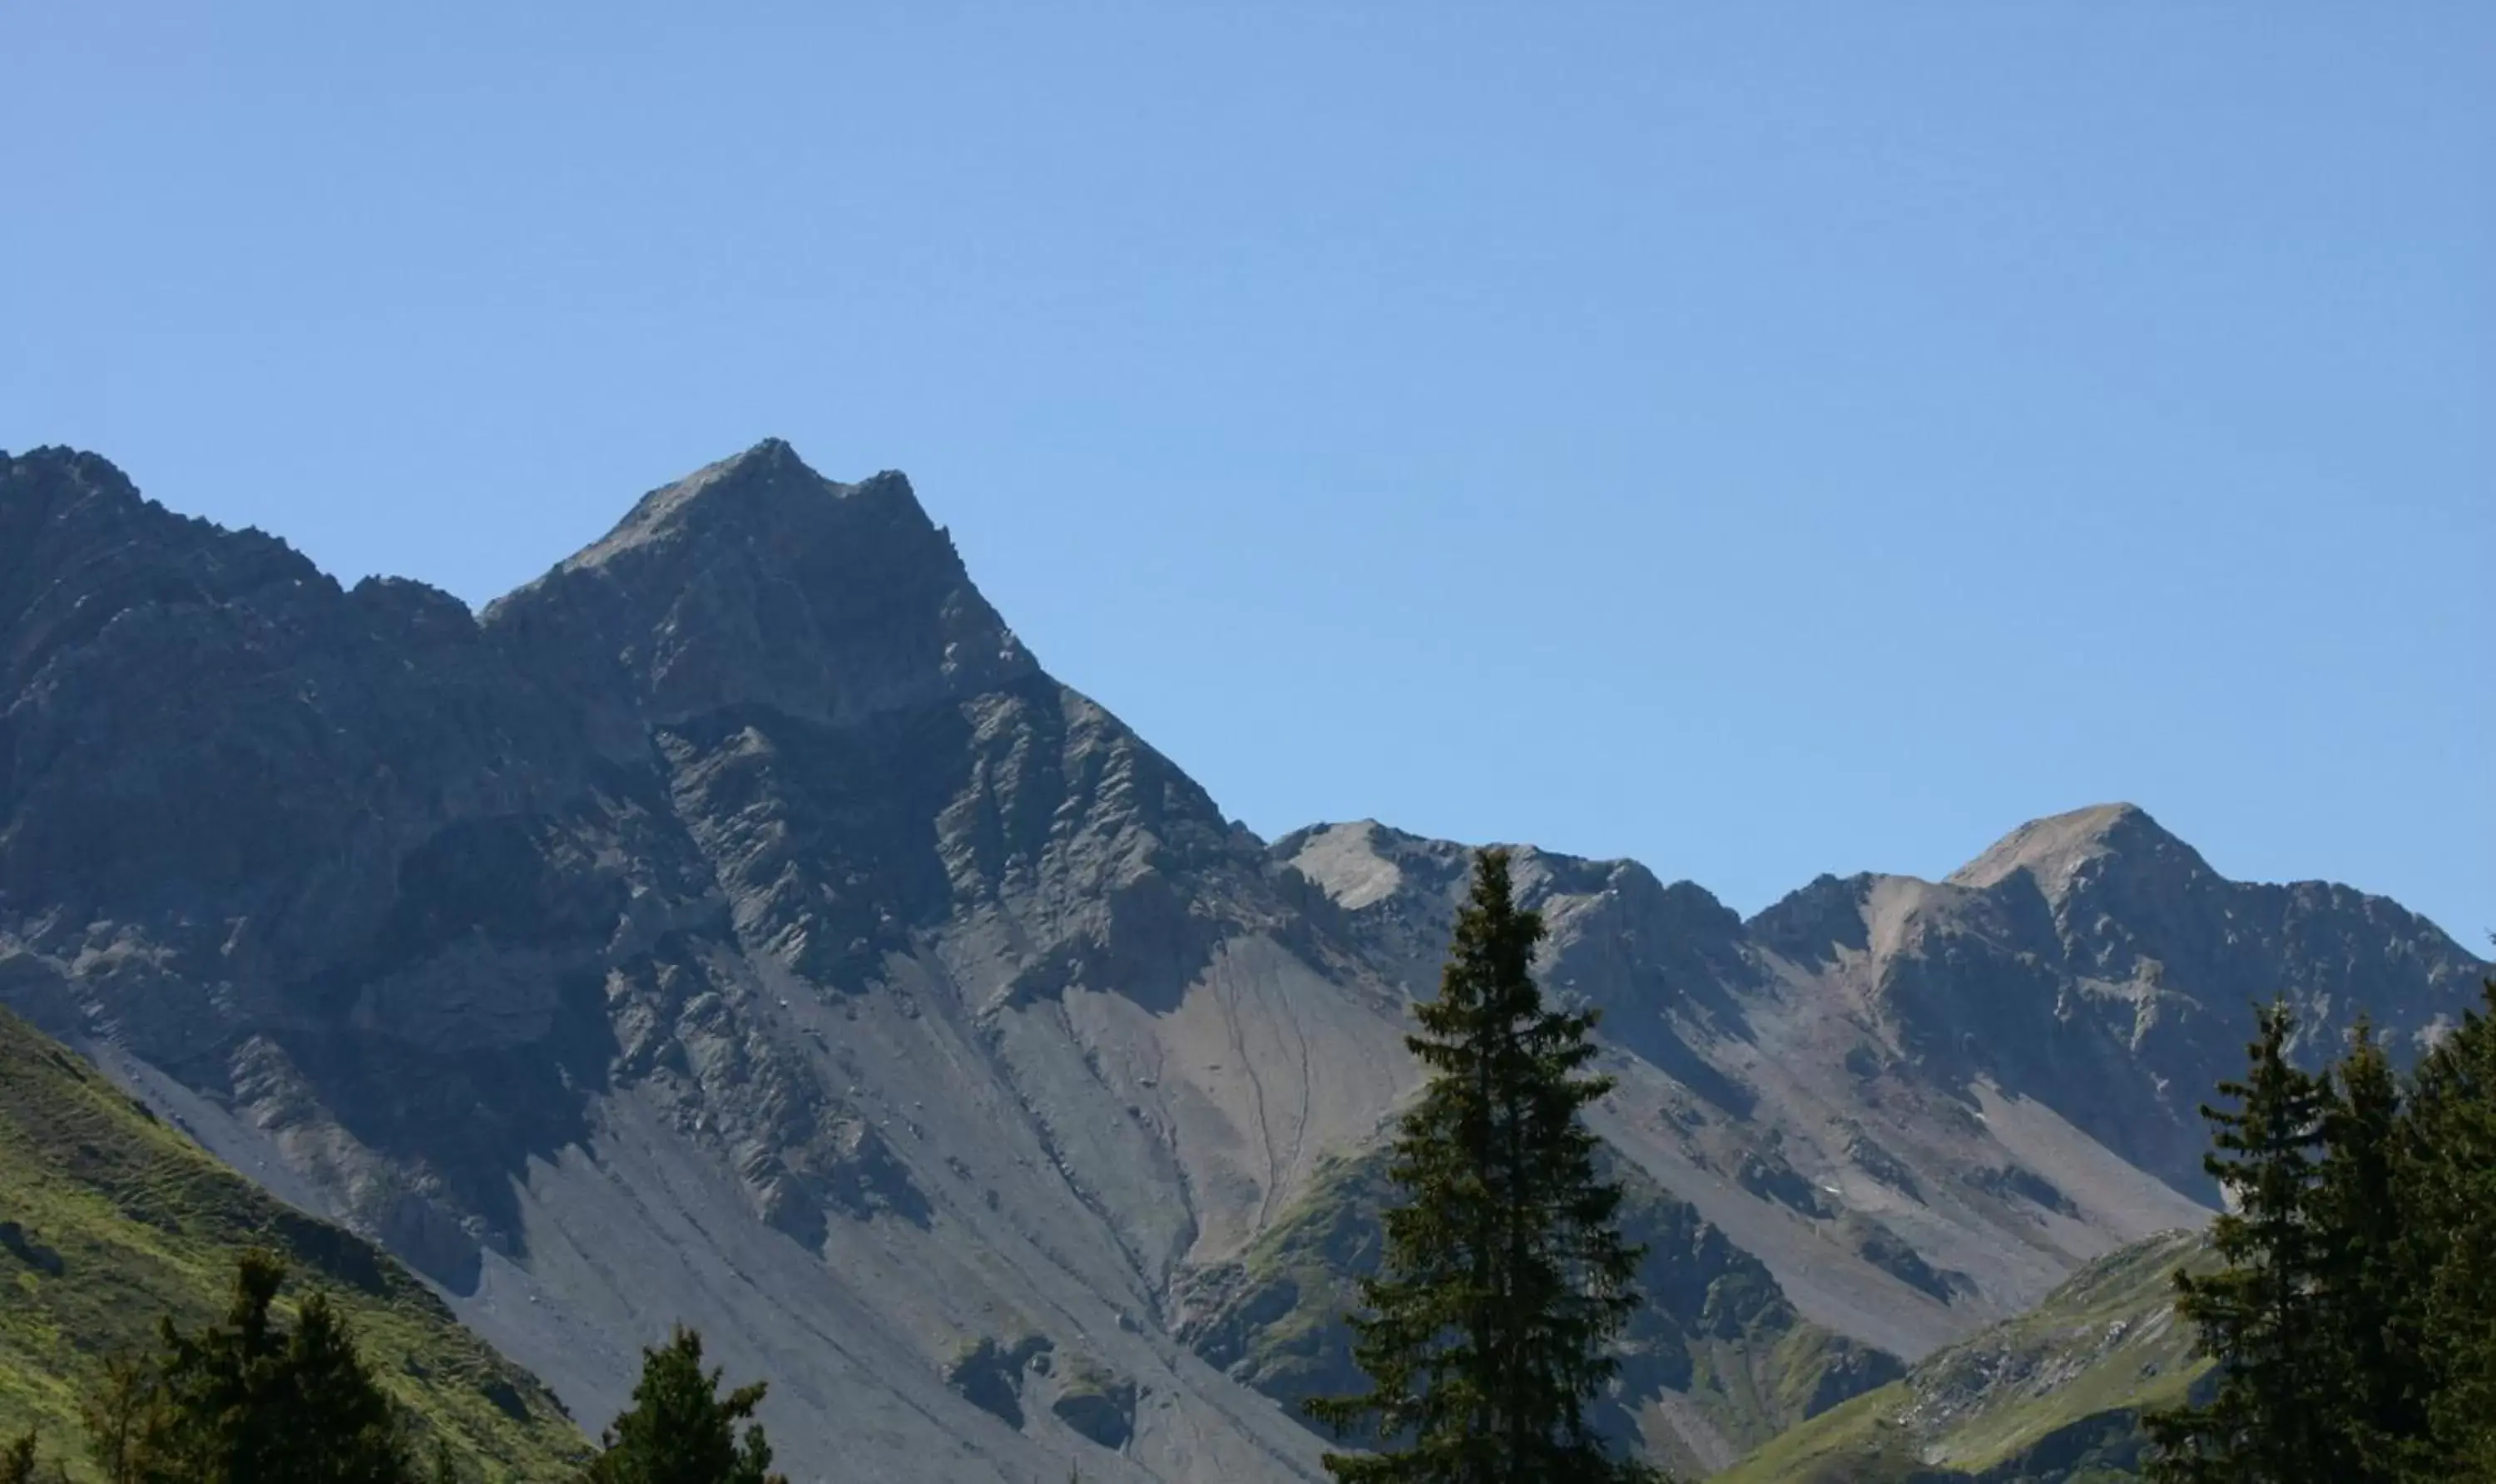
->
left=1932, top=803, right=2483, bottom=1195
left=0, top=446, right=620, bottom=1289
left=483, top=441, right=1038, bottom=753
left=3, top=443, right=2480, bottom=1482
left=945, top=1333, right=1054, bottom=1428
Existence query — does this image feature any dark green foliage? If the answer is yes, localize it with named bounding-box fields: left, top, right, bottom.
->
left=2313, top=1019, right=2425, bottom=1483
left=2149, top=979, right=2496, bottom=1484
left=2396, top=980, right=2496, bottom=1480
left=582, top=1328, right=785, bottom=1484
left=1305, top=848, right=1666, bottom=1482
left=2147, top=1002, right=2341, bottom=1482
left=152, top=1250, right=413, bottom=1483
left=27, top=1249, right=785, bottom=1484
left=62, top=1249, right=418, bottom=1484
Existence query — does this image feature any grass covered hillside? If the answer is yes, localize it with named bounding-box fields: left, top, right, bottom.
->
left=0, top=1008, right=587, bottom=1480
left=1175, top=1144, right=1905, bottom=1477
left=1714, top=1228, right=2215, bottom=1484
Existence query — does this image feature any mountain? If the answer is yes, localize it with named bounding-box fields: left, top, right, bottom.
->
left=1933, top=802, right=2477, bottom=1195
left=0, top=442, right=1416, bottom=1482
left=0, top=1007, right=585, bottom=1477
left=1275, top=814, right=2479, bottom=1363
left=1714, top=1228, right=2215, bottom=1484
left=2, top=441, right=2482, bottom=1482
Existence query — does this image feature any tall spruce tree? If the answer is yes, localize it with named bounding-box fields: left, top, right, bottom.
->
left=2147, top=1001, right=2338, bottom=1484
left=583, top=1327, right=785, bottom=1484
left=1305, top=848, right=1662, bottom=1484
left=2395, top=978, right=2496, bottom=1481
left=2311, top=1017, right=2429, bottom=1484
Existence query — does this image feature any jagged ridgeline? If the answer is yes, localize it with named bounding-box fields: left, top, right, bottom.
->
left=0, top=1007, right=587, bottom=1477
left=0, top=442, right=2483, bottom=1483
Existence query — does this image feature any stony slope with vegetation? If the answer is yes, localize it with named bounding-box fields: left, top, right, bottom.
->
left=1713, top=1228, right=2211, bottom=1484
left=1, top=440, right=2481, bottom=1481
left=0, top=1007, right=585, bottom=1480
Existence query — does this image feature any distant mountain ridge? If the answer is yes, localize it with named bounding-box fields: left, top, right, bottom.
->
left=1278, top=809, right=2476, bottom=1357
left=2, top=442, right=2481, bottom=1482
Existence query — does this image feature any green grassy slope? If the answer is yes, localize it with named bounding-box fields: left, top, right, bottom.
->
left=1712, top=1228, right=2214, bottom=1484
left=1175, top=1145, right=1904, bottom=1477
left=0, top=1008, right=587, bottom=1480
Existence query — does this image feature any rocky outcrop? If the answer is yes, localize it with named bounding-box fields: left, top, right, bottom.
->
left=1050, top=1355, right=1142, bottom=1450
left=945, top=1333, right=1056, bottom=1429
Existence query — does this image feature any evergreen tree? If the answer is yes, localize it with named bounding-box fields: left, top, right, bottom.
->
left=1305, top=847, right=1662, bottom=1483
left=584, top=1326, right=785, bottom=1484
left=2310, top=1017, right=2429, bottom=1483
left=2146, top=1002, right=2338, bottom=1484
left=276, top=1290, right=418, bottom=1484
left=92, top=1249, right=415, bottom=1484
left=2395, top=978, right=2496, bottom=1481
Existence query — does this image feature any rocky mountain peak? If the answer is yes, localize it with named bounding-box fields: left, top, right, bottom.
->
left=1946, top=802, right=2211, bottom=903
left=2, top=447, right=324, bottom=619
left=481, top=443, right=1035, bottom=743
left=1746, top=873, right=1877, bottom=967
left=1275, top=820, right=1434, bottom=912
left=2, top=444, right=142, bottom=509
left=552, top=437, right=875, bottom=573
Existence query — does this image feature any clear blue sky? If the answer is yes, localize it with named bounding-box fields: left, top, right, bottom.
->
left=6, top=4, right=2490, bottom=942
